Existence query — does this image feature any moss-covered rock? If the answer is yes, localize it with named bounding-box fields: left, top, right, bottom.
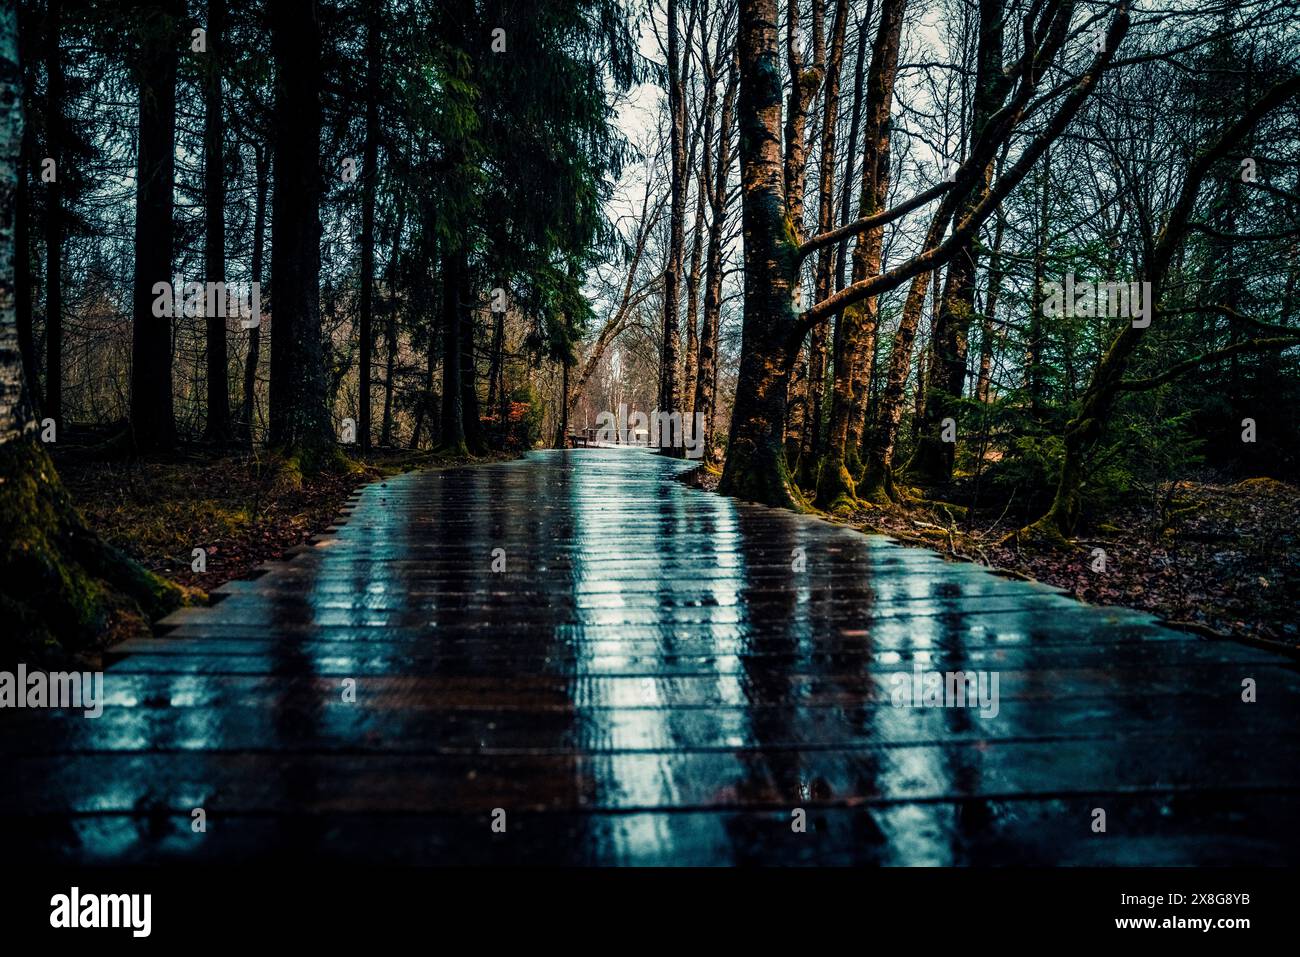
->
left=1235, top=476, right=1292, bottom=494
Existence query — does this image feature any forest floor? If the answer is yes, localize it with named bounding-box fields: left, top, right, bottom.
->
left=685, top=467, right=1299, bottom=651
left=52, top=436, right=513, bottom=593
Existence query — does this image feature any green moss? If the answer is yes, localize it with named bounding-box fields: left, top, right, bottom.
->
left=781, top=214, right=800, bottom=251
left=719, top=434, right=811, bottom=512
left=0, top=438, right=190, bottom=666
left=273, top=452, right=306, bottom=492
left=303, top=443, right=353, bottom=477
left=273, top=441, right=354, bottom=488
left=927, top=500, right=968, bottom=519
left=856, top=465, right=895, bottom=506
left=1236, top=477, right=1291, bottom=493
left=96, top=499, right=251, bottom=561
left=434, top=439, right=470, bottom=459
left=814, top=455, right=859, bottom=514
left=1007, top=515, right=1074, bottom=551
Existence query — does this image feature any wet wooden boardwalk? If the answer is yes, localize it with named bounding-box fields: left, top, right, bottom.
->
left=3, top=449, right=1298, bottom=864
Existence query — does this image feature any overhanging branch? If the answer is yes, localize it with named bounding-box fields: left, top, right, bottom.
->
left=1117, top=337, right=1300, bottom=392
left=795, top=181, right=952, bottom=262
left=791, top=1, right=1132, bottom=345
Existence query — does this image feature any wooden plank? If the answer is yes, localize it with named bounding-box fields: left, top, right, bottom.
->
left=4, top=739, right=1300, bottom=816
left=4, top=792, right=1297, bottom=865
left=4, top=448, right=1296, bottom=865
left=3, top=694, right=1296, bottom=756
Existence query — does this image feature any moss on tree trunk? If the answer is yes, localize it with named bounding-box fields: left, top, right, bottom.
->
left=0, top=438, right=190, bottom=665
left=718, top=428, right=808, bottom=511
left=855, top=453, right=899, bottom=506
left=1017, top=437, right=1085, bottom=545
left=814, top=452, right=857, bottom=512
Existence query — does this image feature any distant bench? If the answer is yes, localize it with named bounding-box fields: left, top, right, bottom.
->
left=566, top=428, right=648, bottom=448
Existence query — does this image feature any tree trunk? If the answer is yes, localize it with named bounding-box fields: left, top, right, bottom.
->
left=497, top=319, right=509, bottom=447
left=41, top=0, right=61, bottom=429
left=815, top=0, right=905, bottom=510
left=683, top=39, right=714, bottom=424
left=858, top=205, right=950, bottom=502
left=717, top=0, right=803, bottom=508
left=693, top=57, right=736, bottom=468
left=912, top=329, right=929, bottom=441
left=783, top=0, right=825, bottom=246
left=410, top=248, right=436, bottom=452
left=15, top=63, right=36, bottom=409
left=557, top=359, right=570, bottom=448
left=0, top=7, right=185, bottom=663
left=786, top=354, right=807, bottom=467
left=1, top=8, right=31, bottom=447
left=129, top=0, right=179, bottom=452
left=911, top=0, right=1005, bottom=485
left=809, top=1, right=868, bottom=485
left=380, top=200, right=405, bottom=447
left=486, top=302, right=504, bottom=445
left=659, top=0, right=686, bottom=453
left=834, top=3, right=868, bottom=299
left=438, top=248, right=467, bottom=455
left=410, top=237, right=436, bottom=451
left=779, top=0, right=820, bottom=478
left=357, top=0, right=381, bottom=452
left=202, top=0, right=231, bottom=442
left=239, top=143, right=268, bottom=443
left=800, top=0, right=849, bottom=487
left=975, top=207, right=1005, bottom=403
left=267, top=0, right=334, bottom=469
left=460, top=266, right=483, bottom=454
left=1027, top=154, right=1049, bottom=416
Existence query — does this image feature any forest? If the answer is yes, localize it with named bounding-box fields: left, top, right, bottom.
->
left=1, top=0, right=1298, bottom=661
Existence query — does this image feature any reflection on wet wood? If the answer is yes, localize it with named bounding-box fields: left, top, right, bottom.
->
left=3, top=449, right=1298, bottom=864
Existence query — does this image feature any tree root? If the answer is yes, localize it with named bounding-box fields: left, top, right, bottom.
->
left=1, top=438, right=198, bottom=666
left=999, top=515, right=1075, bottom=551
left=814, top=455, right=860, bottom=514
